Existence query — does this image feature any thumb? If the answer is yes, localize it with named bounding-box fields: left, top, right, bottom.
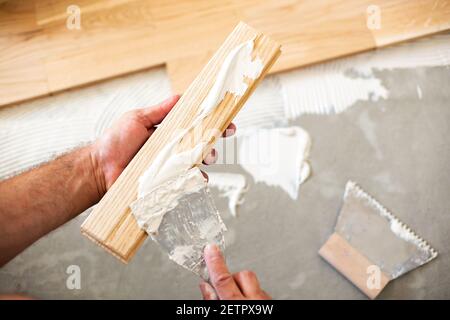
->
left=136, top=95, right=180, bottom=129
left=204, top=244, right=242, bottom=299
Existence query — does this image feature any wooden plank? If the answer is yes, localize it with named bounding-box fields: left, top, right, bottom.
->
left=1, top=0, right=449, bottom=107
left=168, top=0, right=450, bottom=92
left=80, top=21, right=281, bottom=262
left=371, top=0, right=450, bottom=47
left=168, top=0, right=375, bottom=92
left=0, top=1, right=50, bottom=106
left=319, top=232, right=391, bottom=299
left=42, top=1, right=239, bottom=93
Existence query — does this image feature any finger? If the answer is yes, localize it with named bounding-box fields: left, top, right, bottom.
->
left=223, top=122, right=236, bottom=137
left=203, top=148, right=217, bottom=165
left=136, top=95, right=180, bottom=129
left=233, top=270, right=263, bottom=298
left=204, top=244, right=243, bottom=300
left=199, top=281, right=218, bottom=300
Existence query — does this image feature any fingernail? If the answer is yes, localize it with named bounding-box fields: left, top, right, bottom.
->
left=205, top=243, right=219, bottom=256
left=203, top=149, right=217, bottom=165
left=223, top=127, right=236, bottom=138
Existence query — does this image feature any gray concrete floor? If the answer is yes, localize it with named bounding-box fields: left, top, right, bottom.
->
left=0, top=65, right=449, bottom=299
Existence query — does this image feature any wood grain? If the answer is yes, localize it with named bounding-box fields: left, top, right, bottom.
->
left=1, top=0, right=449, bottom=106
left=80, top=21, right=281, bottom=262
left=371, top=0, right=450, bottom=47
left=319, top=232, right=391, bottom=299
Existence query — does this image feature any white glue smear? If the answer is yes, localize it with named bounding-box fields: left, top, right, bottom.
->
left=238, top=126, right=311, bottom=200
left=131, top=167, right=206, bottom=233
left=280, top=66, right=388, bottom=117
left=147, top=169, right=227, bottom=279
left=279, top=34, right=450, bottom=118
left=169, top=245, right=196, bottom=268
left=207, top=172, right=249, bottom=217
left=133, top=38, right=263, bottom=232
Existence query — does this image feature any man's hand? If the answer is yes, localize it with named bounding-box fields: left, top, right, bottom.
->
left=200, top=244, right=271, bottom=300
left=0, top=95, right=234, bottom=266
left=90, top=95, right=180, bottom=193
left=90, top=95, right=235, bottom=193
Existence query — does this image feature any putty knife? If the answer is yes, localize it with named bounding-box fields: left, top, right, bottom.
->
left=131, top=168, right=226, bottom=280
left=319, top=181, right=438, bottom=299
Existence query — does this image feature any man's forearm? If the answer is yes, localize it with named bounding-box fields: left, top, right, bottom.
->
left=0, top=146, right=103, bottom=266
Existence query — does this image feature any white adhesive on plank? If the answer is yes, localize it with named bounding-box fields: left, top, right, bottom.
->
left=131, top=167, right=206, bottom=234
left=138, top=141, right=206, bottom=197
left=238, top=126, right=311, bottom=200
left=233, top=76, right=287, bottom=131
left=133, top=38, right=263, bottom=232
left=207, top=172, right=248, bottom=217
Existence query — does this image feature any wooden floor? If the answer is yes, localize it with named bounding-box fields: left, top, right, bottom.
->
left=1, top=0, right=449, bottom=107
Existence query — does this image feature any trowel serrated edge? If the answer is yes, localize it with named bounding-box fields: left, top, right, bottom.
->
left=344, top=181, right=438, bottom=267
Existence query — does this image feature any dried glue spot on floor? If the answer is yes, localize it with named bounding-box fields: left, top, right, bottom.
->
left=237, top=126, right=311, bottom=200
left=207, top=172, right=248, bottom=217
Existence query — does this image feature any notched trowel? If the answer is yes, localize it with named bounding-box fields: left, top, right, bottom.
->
left=319, top=181, right=437, bottom=299
left=130, top=167, right=226, bottom=281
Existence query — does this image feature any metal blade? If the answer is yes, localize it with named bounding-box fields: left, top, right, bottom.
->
left=335, top=181, right=437, bottom=279
left=150, top=185, right=226, bottom=281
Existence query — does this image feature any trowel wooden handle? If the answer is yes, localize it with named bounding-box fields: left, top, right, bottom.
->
left=319, top=232, right=391, bottom=299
